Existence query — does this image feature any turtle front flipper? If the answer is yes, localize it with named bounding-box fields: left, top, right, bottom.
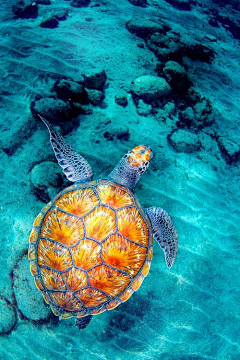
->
left=39, top=115, right=93, bottom=183
left=145, top=207, right=178, bottom=269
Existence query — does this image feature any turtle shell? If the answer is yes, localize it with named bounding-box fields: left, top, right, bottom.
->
left=28, top=179, right=153, bottom=319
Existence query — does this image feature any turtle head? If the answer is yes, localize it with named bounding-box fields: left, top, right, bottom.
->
left=126, top=145, right=153, bottom=171
left=108, top=145, right=153, bottom=191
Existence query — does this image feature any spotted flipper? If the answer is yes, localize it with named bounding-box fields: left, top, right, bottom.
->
left=145, top=207, right=178, bottom=269
left=108, top=145, right=153, bottom=191
left=39, top=115, right=93, bottom=183
left=75, top=315, right=92, bottom=330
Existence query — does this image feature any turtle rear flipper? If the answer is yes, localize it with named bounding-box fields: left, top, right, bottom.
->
left=75, top=315, right=92, bottom=330
left=145, top=207, right=178, bottom=269
left=39, top=115, right=93, bottom=183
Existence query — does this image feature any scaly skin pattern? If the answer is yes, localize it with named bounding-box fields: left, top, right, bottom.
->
left=29, top=180, right=153, bottom=319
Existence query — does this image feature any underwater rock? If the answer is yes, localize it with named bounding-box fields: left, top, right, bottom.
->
left=31, top=97, right=73, bottom=123
left=136, top=99, right=152, bottom=116
left=37, top=0, right=51, bottom=4
left=209, top=10, right=240, bottom=40
left=193, top=99, right=214, bottom=127
left=12, top=1, right=38, bottom=19
left=40, top=11, right=68, bottom=28
left=40, top=16, right=59, bottom=28
left=85, top=89, right=105, bottom=105
left=178, top=106, right=196, bottom=127
left=30, top=161, right=64, bottom=202
left=54, top=10, right=69, bottom=21
left=103, top=126, right=130, bottom=141
left=147, top=31, right=182, bottom=61
left=164, top=101, right=176, bottom=117
left=163, top=60, right=188, bottom=94
left=177, top=89, right=215, bottom=128
left=156, top=102, right=176, bottom=122
left=131, top=75, right=171, bottom=103
left=168, top=129, right=201, bottom=153
left=128, top=0, right=148, bottom=7
left=0, top=115, right=36, bottom=156
left=217, top=136, right=240, bottom=164
left=115, top=93, right=128, bottom=107
left=148, top=32, right=214, bottom=63
left=83, top=69, right=107, bottom=90
left=0, top=297, right=17, bottom=335
left=12, top=255, right=50, bottom=322
left=165, top=0, right=191, bottom=11
left=54, top=79, right=84, bottom=102
left=126, top=18, right=169, bottom=40
left=184, top=43, right=215, bottom=63
left=71, top=0, right=91, bottom=7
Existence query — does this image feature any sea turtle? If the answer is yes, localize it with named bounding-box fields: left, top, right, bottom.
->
left=28, top=116, right=178, bottom=329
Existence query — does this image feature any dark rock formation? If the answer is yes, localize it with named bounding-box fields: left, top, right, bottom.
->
left=165, top=0, right=191, bottom=11
left=54, top=79, right=84, bottom=102
left=147, top=31, right=182, bottom=61
left=40, top=17, right=59, bottom=29
left=71, top=0, right=91, bottom=7
left=12, top=1, right=38, bottom=19
left=40, top=11, right=68, bottom=28
left=128, top=0, right=148, bottom=7
left=104, top=126, right=130, bottom=141
left=115, top=93, right=128, bottom=107
left=82, top=69, right=107, bottom=90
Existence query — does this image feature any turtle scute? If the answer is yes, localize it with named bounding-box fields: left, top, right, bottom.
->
left=29, top=180, right=153, bottom=319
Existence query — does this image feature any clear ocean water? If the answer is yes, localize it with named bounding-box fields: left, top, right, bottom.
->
left=0, top=1, right=239, bottom=359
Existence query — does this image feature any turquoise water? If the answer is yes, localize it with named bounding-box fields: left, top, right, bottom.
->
left=0, top=1, right=239, bottom=359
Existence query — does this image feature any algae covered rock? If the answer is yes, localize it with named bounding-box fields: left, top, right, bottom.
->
left=217, top=136, right=240, bottom=164
left=168, top=129, right=201, bottom=153
left=131, top=75, right=171, bottom=102
left=31, top=97, right=73, bottom=123
left=126, top=18, right=169, bottom=39
left=85, top=89, right=105, bottom=105
left=147, top=31, right=182, bottom=61
left=0, top=297, right=17, bottom=335
left=163, top=60, right=188, bottom=93
left=0, top=115, right=36, bottom=155
left=30, top=161, right=64, bottom=202
left=13, top=255, right=50, bottom=322
left=136, top=100, right=152, bottom=116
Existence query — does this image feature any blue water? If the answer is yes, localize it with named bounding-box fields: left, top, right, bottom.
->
left=0, top=0, right=239, bottom=359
